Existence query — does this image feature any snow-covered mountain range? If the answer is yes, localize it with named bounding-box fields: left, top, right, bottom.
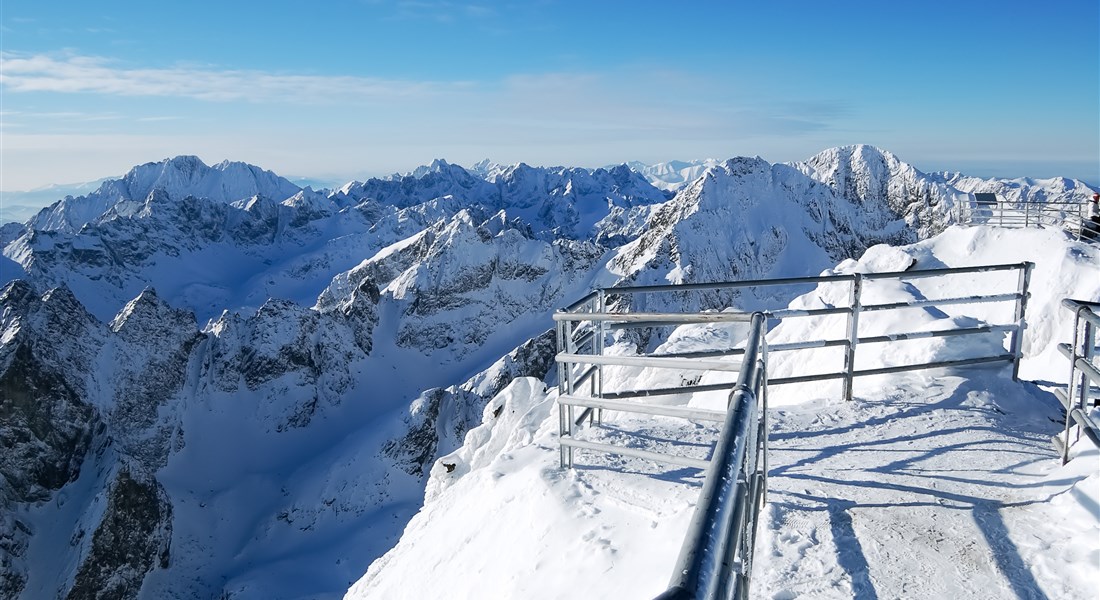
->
left=1, top=145, right=1096, bottom=599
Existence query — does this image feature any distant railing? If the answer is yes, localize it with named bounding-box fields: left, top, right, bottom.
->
left=959, top=198, right=1094, bottom=240
left=1054, top=299, right=1100, bottom=463
left=552, top=262, right=1034, bottom=599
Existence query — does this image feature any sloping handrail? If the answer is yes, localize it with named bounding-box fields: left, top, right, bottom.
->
left=654, top=313, right=767, bottom=600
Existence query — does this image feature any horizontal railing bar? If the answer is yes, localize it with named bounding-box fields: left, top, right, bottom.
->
left=861, top=292, right=1021, bottom=312
left=559, top=395, right=727, bottom=422
left=561, top=291, right=598, bottom=313
left=1054, top=344, right=1099, bottom=363
left=768, top=354, right=1016, bottom=385
left=1061, top=298, right=1100, bottom=309
left=769, top=371, right=847, bottom=385
left=1054, top=387, right=1071, bottom=410
left=602, top=273, right=857, bottom=295
left=764, top=306, right=853, bottom=318
left=554, top=311, right=754, bottom=324
left=602, top=382, right=736, bottom=400
left=1057, top=342, right=1074, bottom=360
left=1067, top=307, right=1100, bottom=329
left=556, top=352, right=744, bottom=372
left=769, top=338, right=850, bottom=352
left=850, top=354, right=1014, bottom=378
left=651, top=348, right=746, bottom=359
left=606, top=321, right=698, bottom=331
left=1070, top=408, right=1100, bottom=448
left=860, top=262, right=1029, bottom=280
left=559, top=437, right=711, bottom=469
left=1075, top=357, right=1100, bottom=386
left=857, top=324, right=1017, bottom=344
left=1051, top=387, right=1098, bottom=410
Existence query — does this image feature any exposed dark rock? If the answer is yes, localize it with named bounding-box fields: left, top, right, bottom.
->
left=66, top=468, right=172, bottom=600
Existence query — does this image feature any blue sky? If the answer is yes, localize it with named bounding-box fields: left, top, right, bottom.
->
left=1, top=0, right=1097, bottom=190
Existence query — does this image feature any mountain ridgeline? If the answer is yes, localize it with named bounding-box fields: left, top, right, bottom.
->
left=0, top=145, right=1095, bottom=598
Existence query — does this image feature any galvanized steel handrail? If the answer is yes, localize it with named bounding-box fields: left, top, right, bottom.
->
left=591, top=263, right=1031, bottom=400
left=655, top=312, right=767, bottom=600
left=1056, top=299, right=1100, bottom=463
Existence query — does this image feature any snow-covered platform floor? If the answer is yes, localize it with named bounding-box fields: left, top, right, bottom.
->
left=756, top=372, right=1097, bottom=600
left=351, top=370, right=1098, bottom=600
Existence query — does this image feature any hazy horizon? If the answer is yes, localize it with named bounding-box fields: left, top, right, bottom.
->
left=2, top=1, right=1096, bottom=192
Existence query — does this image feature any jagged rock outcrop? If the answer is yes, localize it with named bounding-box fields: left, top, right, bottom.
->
left=384, top=329, right=558, bottom=476
left=66, top=468, right=172, bottom=600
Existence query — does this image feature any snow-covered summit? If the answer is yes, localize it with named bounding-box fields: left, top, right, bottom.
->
left=625, top=158, right=722, bottom=191
left=789, top=144, right=968, bottom=238
left=25, top=156, right=303, bottom=233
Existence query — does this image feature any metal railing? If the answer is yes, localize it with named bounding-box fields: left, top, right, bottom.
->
left=1054, top=299, right=1100, bottom=463
left=656, top=313, right=767, bottom=600
left=553, top=262, right=1034, bottom=599
left=959, top=198, right=1095, bottom=240
left=556, top=263, right=1032, bottom=412
left=552, top=307, right=769, bottom=599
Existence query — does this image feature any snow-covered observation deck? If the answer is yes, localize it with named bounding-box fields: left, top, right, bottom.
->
left=354, top=227, right=1098, bottom=600
left=552, top=262, right=1032, bottom=598
left=960, top=194, right=1095, bottom=241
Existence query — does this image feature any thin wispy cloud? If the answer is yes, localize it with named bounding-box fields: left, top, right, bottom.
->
left=0, top=52, right=469, bottom=103
left=384, top=0, right=499, bottom=22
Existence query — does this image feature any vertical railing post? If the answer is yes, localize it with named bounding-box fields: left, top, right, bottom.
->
left=843, top=274, right=863, bottom=401
left=1010, top=262, right=1033, bottom=382
left=596, top=289, right=606, bottom=426
left=998, top=200, right=1004, bottom=227
left=1024, top=202, right=1030, bottom=227
left=565, top=318, right=576, bottom=468
left=1061, top=306, right=1084, bottom=464
left=1077, top=201, right=1085, bottom=240
left=556, top=317, right=568, bottom=467
left=1080, top=318, right=1095, bottom=412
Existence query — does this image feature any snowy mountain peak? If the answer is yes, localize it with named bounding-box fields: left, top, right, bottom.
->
left=24, top=156, right=302, bottom=234
left=467, top=158, right=508, bottom=180
left=109, top=287, right=197, bottom=337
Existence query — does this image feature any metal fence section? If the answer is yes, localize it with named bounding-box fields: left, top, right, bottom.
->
left=959, top=198, right=1095, bottom=240
left=552, top=262, right=1034, bottom=600
left=1054, top=299, right=1100, bottom=463
left=560, top=262, right=1032, bottom=404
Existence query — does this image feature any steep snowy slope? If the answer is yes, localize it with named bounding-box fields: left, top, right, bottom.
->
left=1, top=158, right=671, bottom=599
left=606, top=156, right=917, bottom=315
left=352, top=225, right=1099, bottom=600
